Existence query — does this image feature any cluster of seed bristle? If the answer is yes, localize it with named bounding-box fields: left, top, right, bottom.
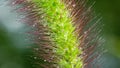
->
left=10, top=0, right=57, bottom=68
left=64, top=0, right=105, bottom=68
left=9, top=0, right=105, bottom=68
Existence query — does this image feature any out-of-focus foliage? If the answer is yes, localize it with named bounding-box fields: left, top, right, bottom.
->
left=92, top=0, right=120, bottom=68
left=0, top=1, right=33, bottom=68
left=94, top=0, right=120, bottom=57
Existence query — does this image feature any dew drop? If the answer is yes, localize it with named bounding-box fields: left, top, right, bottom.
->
left=34, top=57, right=37, bottom=59
left=68, top=1, right=72, bottom=5
left=72, top=4, right=76, bottom=7
left=41, top=15, right=44, bottom=18
left=69, top=9, right=72, bottom=11
left=35, top=48, right=39, bottom=51
left=84, top=31, right=87, bottom=34
left=38, top=37, right=41, bottom=39
left=44, top=60, right=47, bottom=62
left=12, top=2, right=15, bottom=5
left=32, top=23, right=36, bottom=27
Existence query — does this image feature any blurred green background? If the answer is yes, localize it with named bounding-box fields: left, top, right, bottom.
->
left=94, top=0, right=120, bottom=57
left=93, top=0, right=120, bottom=68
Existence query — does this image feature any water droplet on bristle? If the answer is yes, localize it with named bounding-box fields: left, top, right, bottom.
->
left=72, top=4, right=76, bottom=7
left=34, top=57, right=37, bottom=59
left=35, top=48, right=39, bottom=51
left=44, top=60, right=47, bottom=62
left=84, top=31, right=87, bottom=34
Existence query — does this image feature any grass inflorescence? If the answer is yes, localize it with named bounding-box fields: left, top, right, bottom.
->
left=9, top=0, right=104, bottom=68
left=31, top=0, right=82, bottom=68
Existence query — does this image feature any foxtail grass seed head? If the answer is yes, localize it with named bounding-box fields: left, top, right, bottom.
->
left=0, top=0, right=105, bottom=68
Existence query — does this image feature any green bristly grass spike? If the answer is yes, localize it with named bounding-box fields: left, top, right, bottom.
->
left=31, top=0, right=82, bottom=68
left=5, top=0, right=104, bottom=68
